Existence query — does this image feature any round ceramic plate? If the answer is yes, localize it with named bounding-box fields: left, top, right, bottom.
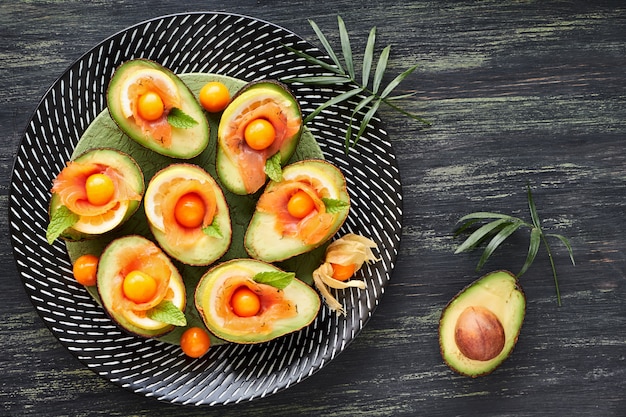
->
left=9, top=12, right=402, bottom=405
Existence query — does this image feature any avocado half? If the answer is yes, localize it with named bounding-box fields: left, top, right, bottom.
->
left=97, top=235, right=186, bottom=338
left=49, top=147, right=144, bottom=241
left=144, top=163, right=232, bottom=266
left=195, top=258, right=320, bottom=344
left=216, top=80, right=303, bottom=195
left=244, top=159, right=350, bottom=263
left=106, top=59, right=210, bottom=159
left=439, top=270, right=526, bottom=377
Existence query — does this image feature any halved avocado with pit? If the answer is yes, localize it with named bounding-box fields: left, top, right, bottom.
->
left=107, top=59, right=210, bottom=159
left=48, top=147, right=144, bottom=241
left=216, top=80, right=302, bottom=195
left=195, top=258, right=320, bottom=344
left=439, top=270, right=526, bottom=377
left=244, top=159, right=350, bottom=262
left=97, top=235, right=186, bottom=338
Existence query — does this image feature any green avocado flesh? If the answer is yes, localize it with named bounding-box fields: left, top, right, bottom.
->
left=439, top=270, right=526, bottom=378
left=97, top=235, right=186, bottom=338
left=64, top=72, right=324, bottom=346
left=107, top=59, right=210, bottom=159
left=245, top=159, right=350, bottom=263
left=49, top=148, right=144, bottom=241
left=195, top=259, right=321, bottom=344
left=145, top=164, right=232, bottom=266
left=216, top=80, right=303, bottom=195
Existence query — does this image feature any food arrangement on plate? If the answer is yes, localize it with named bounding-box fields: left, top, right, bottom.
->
left=46, top=58, right=379, bottom=357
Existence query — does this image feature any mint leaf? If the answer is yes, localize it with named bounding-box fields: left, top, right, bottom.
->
left=264, top=152, right=283, bottom=183
left=202, top=219, right=223, bottom=238
left=147, top=300, right=187, bottom=326
left=167, top=107, right=198, bottom=129
left=322, top=198, right=349, bottom=214
left=253, top=271, right=295, bottom=290
left=46, top=205, right=79, bottom=244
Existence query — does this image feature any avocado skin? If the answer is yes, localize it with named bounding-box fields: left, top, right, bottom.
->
left=106, top=59, right=210, bottom=159
left=49, top=147, right=144, bottom=241
left=195, top=258, right=321, bottom=344
left=439, top=270, right=526, bottom=378
left=216, top=80, right=302, bottom=195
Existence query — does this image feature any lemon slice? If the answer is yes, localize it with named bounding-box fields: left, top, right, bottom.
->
left=119, top=68, right=180, bottom=119
left=144, top=164, right=211, bottom=232
left=72, top=200, right=130, bottom=235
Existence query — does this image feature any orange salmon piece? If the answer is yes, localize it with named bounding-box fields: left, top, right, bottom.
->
left=224, top=99, right=301, bottom=193
left=51, top=161, right=141, bottom=217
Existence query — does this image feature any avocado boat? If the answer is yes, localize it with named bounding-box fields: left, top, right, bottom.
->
left=195, top=259, right=320, bottom=344
left=107, top=59, right=210, bottom=159
left=245, top=159, right=350, bottom=262
left=144, top=163, right=232, bottom=266
left=216, top=80, right=303, bottom=195
left=97, top=235, right=186, bottom=338
left=439, top=270, right=526, bottom=377
left=48, top=147, right=144, bottom=241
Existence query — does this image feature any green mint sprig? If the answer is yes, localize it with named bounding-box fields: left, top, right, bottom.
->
left=284, top=15, right=430, bottom=153
left=147, top=300, right=187, bottom=326
left=454, top=185, right=575, bottom=306
left=167, top=107, right=198, bottom=128
left=46, top=205, right=79, bottom=244
left=253, top=271, right=295, bottom=290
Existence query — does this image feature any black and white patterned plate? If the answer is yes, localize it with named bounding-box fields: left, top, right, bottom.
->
left=9, top=12, right=402, bottom=405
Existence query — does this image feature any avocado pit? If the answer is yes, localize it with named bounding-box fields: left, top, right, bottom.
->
left=454, top=306, right=505, bottom=361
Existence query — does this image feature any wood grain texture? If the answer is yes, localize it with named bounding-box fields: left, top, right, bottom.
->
left=1, top=0, right=625, bottom=416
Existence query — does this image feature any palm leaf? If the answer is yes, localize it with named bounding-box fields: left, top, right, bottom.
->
left=380, top=63, right=419, bottom=99
left=308, top=19, right=345, bottom=74
left=362, top=26, right=377, bottom=87
left=337, top=16, right=355, bottom=79
left=476, top=221, right=525, bottom=271
left=351, top=97, right=382, bottom=150
left=283, top=45, right=344, bottom=75
left=372, top=45, right=391, bottom=94
left=303, top=87, right=365, bottom=124
left=455, top=218, right=513, bottom=254
left=517, top=227, right=541, bottom=277
left=527, top=185, right=541, bottom=228
left=547, top=233, right=576, bottom=266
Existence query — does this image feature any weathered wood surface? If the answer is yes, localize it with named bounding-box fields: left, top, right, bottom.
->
left=1, top=1, right=625, bottom=416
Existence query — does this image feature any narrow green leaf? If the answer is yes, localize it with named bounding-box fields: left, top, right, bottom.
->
left=283, top=45, right=345, bottom=75
left=303, top=87, right=364, bottom=124
left=362, top=26, right=377, bottom=87
left=527, top=185, right=541, bottom=228
left=308, top=19, right=345, bottom=74
left=547, top=233, right=576, bottom=266
left=46, top=205, right=79, bottom=244
left=373, top=45, right=391, bottom=94
left=286, top=75, right=352, bottom=85
left=147, top=300, right=187, bottom=327
left=385, top=92, right=417, bottom=101
left=454, top=218, right=513, bottom=254
left=476, top=221, right=524, bottom=271
left=517, top=227, right=542, bottom=277
left=254, top=271, right=295, bottom=290
left=457, top=211, right=519, bottom=223
left=351, top=97, right=382, bottom=150
left=380, top=63, right=419, bottom=99
left=337, top=16, right=355, bottom=79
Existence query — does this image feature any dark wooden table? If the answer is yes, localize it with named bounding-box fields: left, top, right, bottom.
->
left=2, top=1, right=625, bottom=416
